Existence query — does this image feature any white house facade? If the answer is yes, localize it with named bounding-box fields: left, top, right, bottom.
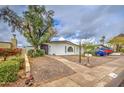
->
left=41, top=41, right=84, bottom=55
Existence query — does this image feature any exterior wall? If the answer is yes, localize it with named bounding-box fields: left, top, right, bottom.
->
left=0, top=42, right=12, bottom=48
left=11, top=38, right=17, bottom=49
left=0, top=35, right=17, bottom=49
left=25, top=46, right=34, bottom=53
left=48, top=43, right=84, bottom=55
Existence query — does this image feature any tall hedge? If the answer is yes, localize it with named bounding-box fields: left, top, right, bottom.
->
left=0, top=58, right=20, bottom=83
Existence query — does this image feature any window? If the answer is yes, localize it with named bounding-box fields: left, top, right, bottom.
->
left=68, top=46, right=73, bottom=52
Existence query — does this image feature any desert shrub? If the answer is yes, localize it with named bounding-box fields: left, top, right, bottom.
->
left=27, top=49, right=45, bottom=57
left=83, top=44, right=97, bottom=56
left=84, top=48, right=96, bottom=56
left=0, top=58, right=20, bottom=83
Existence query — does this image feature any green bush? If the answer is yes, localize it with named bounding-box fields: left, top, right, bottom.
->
left=0, top=58, right=20, bottom=83
left=10, top=56, right=25, bottom=69
left=27, top=49, right=45, bottom=57
left=27, top=49, right=34, bottom=57
left=120, top=48, right=124, bottom=53
left=84, top=49, right=96, bottom=56
left=18, top=58, right=25, bottom=69
left=83, top=44, right=97, bottom=56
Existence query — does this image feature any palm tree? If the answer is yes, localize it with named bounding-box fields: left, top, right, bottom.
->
left=100, top=36, right=105, bottom=45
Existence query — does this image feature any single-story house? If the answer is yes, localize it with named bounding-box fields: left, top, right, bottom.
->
left=41, top=40, right=84, bottom=55
left=0, top=35, right=17, bottom=49
left=0, top=41, right=12, bottom=48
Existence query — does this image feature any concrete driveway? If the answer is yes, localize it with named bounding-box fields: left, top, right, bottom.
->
left=41, top=56, right=124, bottom=87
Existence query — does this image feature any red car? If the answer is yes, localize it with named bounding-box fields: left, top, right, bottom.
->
left=104, top=49, right=113, bottom=54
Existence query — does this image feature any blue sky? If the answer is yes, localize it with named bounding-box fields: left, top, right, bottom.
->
left=0, top=5, right=124, bottom=46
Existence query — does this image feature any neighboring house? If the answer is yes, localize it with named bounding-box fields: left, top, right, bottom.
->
left=41, top=40, right=84, bottom=55
left=25, top=45, right=34, bottom=53
left=109, top=33, right=124, bottom=51
left=0, top=35, right=17, bottom=49
left=0, top=41, right=12, bottom=48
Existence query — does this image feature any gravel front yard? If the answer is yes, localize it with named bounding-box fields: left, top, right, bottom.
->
left=30, top=56, right=75, bottom=86
left=60, top=55, right=121, bottom=67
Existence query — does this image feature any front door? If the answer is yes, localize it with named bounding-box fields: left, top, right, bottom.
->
left=40, top=44, right=48, bottom=54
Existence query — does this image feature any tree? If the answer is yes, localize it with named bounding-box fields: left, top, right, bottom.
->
left=109, top=34, right=124, bottom=52
left=100, top=36, right=105, bottom=45
left=0, top=6, right=55, bottom=51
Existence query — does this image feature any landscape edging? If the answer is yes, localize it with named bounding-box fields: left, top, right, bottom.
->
left=25, top=54, right=31, bottom=78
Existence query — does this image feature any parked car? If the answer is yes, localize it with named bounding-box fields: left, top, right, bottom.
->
left=95, top=47, right=113, bottom=56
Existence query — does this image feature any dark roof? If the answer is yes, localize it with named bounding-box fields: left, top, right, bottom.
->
left=111, top=33, right=124, bottom=40
left=116, top=34, right=124, bottom=37
left=0, top=41, right=12, bottom=44
left=50, top=40, right=79, bottom=46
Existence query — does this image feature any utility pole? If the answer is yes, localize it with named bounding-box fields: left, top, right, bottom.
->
left=79, top=39, right=82, bottom=63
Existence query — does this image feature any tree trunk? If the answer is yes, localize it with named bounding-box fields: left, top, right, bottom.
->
left=116, top=44, right=122, bottom=52
left=38, top=45, right=41, bottom=50
left=34, top=45, right=38, bottom=51
left=116, top=44, right=119, bottom=52
left=3, top=55, right=7, bottom=61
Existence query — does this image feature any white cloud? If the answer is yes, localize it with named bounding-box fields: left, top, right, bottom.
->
left=1, top=5, right=124, bottom=46
left=69, top=38, right=79, bottom=44
left=47, top=5, right=124, bottom=43
left=58, top=37, right=65, bottom=41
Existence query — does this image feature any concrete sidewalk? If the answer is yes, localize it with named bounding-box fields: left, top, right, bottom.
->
left=41, top=56, right=124, bottom=87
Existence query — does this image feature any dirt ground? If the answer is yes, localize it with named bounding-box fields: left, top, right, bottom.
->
left=0, top=56, right=76, bottom=87
left=119, top=80, right=124, bottom=87
left=60, top=55, right=121, bottom=67
left=30, top=56, right=75, bottom=86
left=0, top=55, right=123, bottom=87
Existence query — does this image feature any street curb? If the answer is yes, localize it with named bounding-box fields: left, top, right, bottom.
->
left=105, top=68, right=124, bottom=87
left=95, top=68, right=124, bottom=87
